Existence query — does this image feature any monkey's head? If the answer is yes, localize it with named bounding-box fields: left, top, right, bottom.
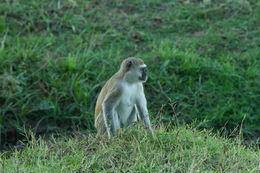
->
left=120, top=57, right=147, bottom=83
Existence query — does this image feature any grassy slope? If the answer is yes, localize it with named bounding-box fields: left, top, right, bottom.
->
left=1, top=124, right=260, bottom=172
left=1, top=0, right=260, bottom=172
left=0, top=0, right=260, bottom=148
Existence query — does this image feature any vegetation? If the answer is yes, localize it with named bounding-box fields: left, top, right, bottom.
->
left=0, top=0, right=260, bottom=171
left=0, top=0, right=259, bottom=150
left=1, top=124, right=260, bottom=172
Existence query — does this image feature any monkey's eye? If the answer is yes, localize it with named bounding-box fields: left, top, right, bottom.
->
left=126, top=61, right=132, bottom=70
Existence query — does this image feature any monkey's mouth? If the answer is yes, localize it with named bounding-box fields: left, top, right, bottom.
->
left=139, top=75, right=147, bottom=81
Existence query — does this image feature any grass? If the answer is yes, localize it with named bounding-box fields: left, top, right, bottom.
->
left=1, top=124, right=260, bottom=172
left=0, top=0, right=260, bottom=150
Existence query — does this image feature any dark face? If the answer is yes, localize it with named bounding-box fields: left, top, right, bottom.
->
left=124, top=60, right=147, bottom=83
left=139, top=66, right=147, bottom=81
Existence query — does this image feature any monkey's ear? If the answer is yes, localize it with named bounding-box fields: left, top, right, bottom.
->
left=126, top=60, right=132, bottom=70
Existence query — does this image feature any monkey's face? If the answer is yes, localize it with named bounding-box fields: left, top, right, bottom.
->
left=126, top=64, right=147, bottom=83
left=124, top=59, right=147, bottom=83
left=138, top=65, right=147, bottom=82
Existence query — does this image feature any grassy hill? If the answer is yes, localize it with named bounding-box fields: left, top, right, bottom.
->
left=0, top=0, right=259, bottom=151
left=1, top=124, right=260, bottom=172
left=1, top=0, right=259, bottom=171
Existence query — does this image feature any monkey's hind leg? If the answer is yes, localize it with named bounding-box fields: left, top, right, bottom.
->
left=95, top=112, right=106, bottom=137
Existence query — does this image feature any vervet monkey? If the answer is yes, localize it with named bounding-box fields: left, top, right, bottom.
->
left=94, top=57, right=154, bottom=139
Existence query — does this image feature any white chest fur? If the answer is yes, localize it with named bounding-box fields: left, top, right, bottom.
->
left=116, top=82, right=141, bottom=125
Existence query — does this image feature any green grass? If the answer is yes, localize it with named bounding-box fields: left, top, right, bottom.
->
left=0, top=0, right=260, bottom=149
left=1, top=124, right=259, bottom=172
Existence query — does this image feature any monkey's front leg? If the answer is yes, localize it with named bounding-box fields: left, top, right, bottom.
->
left=142, top=113, right=154, bottom=134
left=136, top=103, right=155, bottom=138
left=145, top=117, right=156, bottom=139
